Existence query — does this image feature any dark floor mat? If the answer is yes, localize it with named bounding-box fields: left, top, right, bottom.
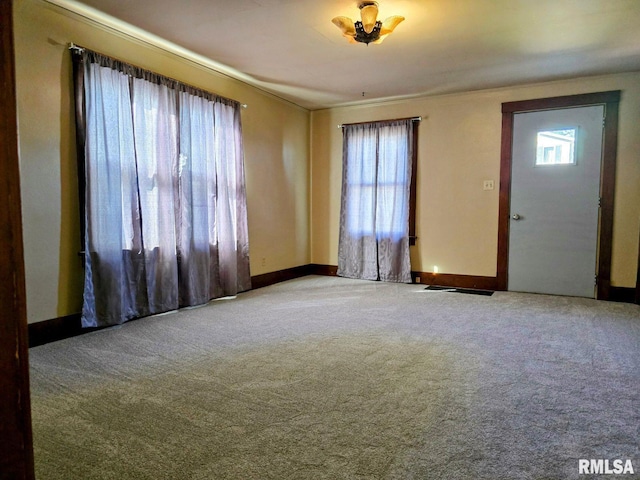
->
left=424, top=285, right=494, bottom=296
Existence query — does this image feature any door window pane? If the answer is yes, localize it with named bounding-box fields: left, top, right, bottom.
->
left=536, top=128, right=576, bottom=165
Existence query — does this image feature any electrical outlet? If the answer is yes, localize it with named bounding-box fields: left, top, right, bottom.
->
left=483, top=180, right=495, bottom=191
left=415, top=276, right=421, bottom=284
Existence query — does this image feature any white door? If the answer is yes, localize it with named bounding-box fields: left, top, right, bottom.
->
left=508, top=105, right=604, bottom=298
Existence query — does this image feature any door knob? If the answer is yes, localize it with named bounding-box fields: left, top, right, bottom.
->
left=512, top=213, right=521, bottom=220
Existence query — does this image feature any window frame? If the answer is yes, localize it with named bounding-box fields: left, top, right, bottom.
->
left=408, top=120, right=418, bottom=245
left=341, top=118, right=419, bottom=245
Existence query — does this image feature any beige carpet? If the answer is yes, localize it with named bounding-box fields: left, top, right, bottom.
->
left=29, top=276, right=640, bottom=479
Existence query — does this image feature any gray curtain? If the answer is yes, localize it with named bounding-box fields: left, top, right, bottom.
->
left=75, top=49, right=250, bottom=327
left=337, top=119, right=413, bottom=283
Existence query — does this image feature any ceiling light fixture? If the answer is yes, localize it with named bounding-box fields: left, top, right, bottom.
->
left=332, top=1, right=404, bottom=45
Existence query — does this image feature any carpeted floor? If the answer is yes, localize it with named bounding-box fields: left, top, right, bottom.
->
left=29, top=276, right=640, bottom=479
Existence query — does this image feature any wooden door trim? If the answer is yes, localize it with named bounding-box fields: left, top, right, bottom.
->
left=497, top=91, right=621, bottom=299
left=636, top=227, right=640, bottom=305
left=0, top=0, right=35, bottom=477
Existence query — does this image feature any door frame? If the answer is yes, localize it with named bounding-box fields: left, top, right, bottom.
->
left=497, top=91, right=621, bottom=300
left=636, top=228, right=640, bottom=304
left=0, top=0, right=35, bottom=478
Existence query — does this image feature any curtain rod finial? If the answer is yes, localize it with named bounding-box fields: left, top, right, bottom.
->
left=68, top=42, right=84, bottom=52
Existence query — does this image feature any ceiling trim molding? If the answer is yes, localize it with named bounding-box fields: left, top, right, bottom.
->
left=41, top=0, right=310, bottom=111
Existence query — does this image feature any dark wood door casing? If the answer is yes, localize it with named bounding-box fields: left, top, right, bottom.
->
left=498, top=91, right=621, bottom=300
left=0, top=0, right=35, bottom=477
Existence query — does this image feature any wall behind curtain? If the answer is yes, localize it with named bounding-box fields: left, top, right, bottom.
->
left=13, top=0, right=310, bottom=323
left=311, top=72, right=640, bottom=288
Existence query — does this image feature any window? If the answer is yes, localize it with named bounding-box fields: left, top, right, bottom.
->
left=337, top=118, right=418, bottom=283
left=72, top=48, right=251, bottom=327
left=536, top=128, right=576, bottom=165
left=344, top=121, right=418, bottom=242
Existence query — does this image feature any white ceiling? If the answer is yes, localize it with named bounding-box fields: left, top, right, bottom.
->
left=65, top=0, right=640, bottom=110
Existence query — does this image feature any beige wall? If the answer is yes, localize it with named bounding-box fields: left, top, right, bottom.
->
left=14, top=0, right=310, bottom=323
left=311, top=73, right=640, bottom=288
left=13, top=0, right=639, bottom=325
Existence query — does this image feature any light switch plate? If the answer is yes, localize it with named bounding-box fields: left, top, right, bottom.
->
left=483, top=180, right=495, bottom=190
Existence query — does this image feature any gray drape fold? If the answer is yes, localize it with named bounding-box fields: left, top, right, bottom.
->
left=337, top=119, right=413, bottom=283
left=73, top=48, right=251, bottom=327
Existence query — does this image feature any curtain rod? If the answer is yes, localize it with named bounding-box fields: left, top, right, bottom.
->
left=68, top=42, right=84, bottom=53
left=337, top=116, right=422, bottom=128
left=67, top=42, right=248, bottom=109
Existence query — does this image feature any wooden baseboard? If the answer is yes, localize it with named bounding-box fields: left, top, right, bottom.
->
left=308, top=264, right=338, bottom=276
left=254, top=264, right=497, bottom=290
left=609, top=286, right=637, bottom=304
left=307, top=265, right=498, bottom=291
left=250, top=265, right=313, bottom=290
left=28, top=314, right=97, bottom=348
left=250, top=264, right=340, bottom=290
left=412, top=271, right=500, bottom=291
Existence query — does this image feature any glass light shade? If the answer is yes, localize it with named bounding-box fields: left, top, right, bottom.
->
left=380, top=15, right=405, bottom=35
left=359, top=4, right=379, bottom=34
left=332, top=16, right=356, bottom=37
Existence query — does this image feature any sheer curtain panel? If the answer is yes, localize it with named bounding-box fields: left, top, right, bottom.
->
left=337, top=119, right=414, bottom=283
left=73, top=48, right=251, bottom=327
